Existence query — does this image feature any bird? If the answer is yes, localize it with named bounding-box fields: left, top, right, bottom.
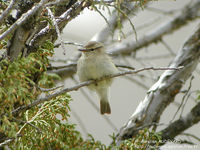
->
left=77, top=41, right=118, bottom=115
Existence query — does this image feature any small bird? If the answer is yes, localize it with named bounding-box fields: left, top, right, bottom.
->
left=77, top=41, right=118, bottom=115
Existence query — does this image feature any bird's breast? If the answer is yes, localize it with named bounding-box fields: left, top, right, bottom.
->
left=78, top=56, right=106, bottom=79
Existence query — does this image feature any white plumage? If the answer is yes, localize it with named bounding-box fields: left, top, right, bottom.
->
left=77, top=41, right=118, bottom=114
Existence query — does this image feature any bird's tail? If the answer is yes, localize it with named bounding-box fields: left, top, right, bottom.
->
left=100, top=100, right=111, bottom=115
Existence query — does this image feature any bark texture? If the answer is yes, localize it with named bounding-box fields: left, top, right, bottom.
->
left=116, top=24, right=200, bottom=144
left=161, top=101, right=200, bottom=140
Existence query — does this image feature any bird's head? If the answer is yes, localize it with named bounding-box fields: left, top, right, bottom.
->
left=78, top=41, right=105, bottom=56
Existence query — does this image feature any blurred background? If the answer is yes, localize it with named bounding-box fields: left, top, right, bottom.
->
left=52, top=0, right=199, bottom=149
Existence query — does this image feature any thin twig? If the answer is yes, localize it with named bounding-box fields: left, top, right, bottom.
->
left=135, top=58, right=156, bottom=78
left=181, top=133, right=200, bottom=142
left=0, top=136, right=19, bottom=147
left=112, top=4, right=137, bottom=41
left=8, top=66, right=183, bottom=117
left=146, top=7, right=178, bottom=16
left=93, top=0, right=115, bottom=3
left=92, top=5, right=110, bottom=30
left=170, top=76, right=193, bottom=122
left=126, top=17, right=162, bottom=37
left=161, top=39, right=176, bottom=56
left=37, top=85, right=64, bottom=92
left=54, top=41, right=83, bottom=48
left=180, top=76, right=194, bottom=118
left=48, top=63, right=135, bottom=71
left=178, top=140, right=195, bottom=145
left=47, top=63, right=77, bottom=70
left=109, top=0, right=200, bottom=55
left=12, top=118, right=42, bottom=134
left=47, top=7, right=67, bottom=55
left=135, top=54, right=172, bottom=60
left=123, top=76, right=149, bottom=90
left=116, top=64, right=135, bottom=70
left=160, top=102, right=200, bottom=143
left=30, top=1, right=90, bottom=46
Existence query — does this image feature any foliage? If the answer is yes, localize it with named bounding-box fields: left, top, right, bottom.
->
left=10, top=94, right=104, bottom=150
left=0, top=40, right=59, bottom=148
left=0, top=44, right=55, bottom=115
left=0, top=43, right=162, bottom=149
left=0, top=0, right=163, bottom=149
left=6, top=99, right=162, bottom=150
left=0, top=44, right=107, bottom=149
left=109, top=128, right=162, bottom=150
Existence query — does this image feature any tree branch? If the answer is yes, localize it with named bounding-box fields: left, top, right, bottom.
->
left=115, top=23, right=200, bottom=144
left=48, top=0, right=200, bottom=80
left=108, top=0, right=200, bottom=55
left=0, top=0, right=49, bottom=41
left=54, top=41, right=83, bottom=48
left=8, top=66, right=182, bottom=117
left=29, top=0, right=91, bottom=48
left=0, top=135, right=21, bottom=147
left=47, top=7, right=67, bottom=55
left=170, top=76, right=194, bottom=122
left=160, top=101, right=200, bottom=141
left=181, top=133, right=200, bottom=142
left=91, top=1, right=148, bottom=42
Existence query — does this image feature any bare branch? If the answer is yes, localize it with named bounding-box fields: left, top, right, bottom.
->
left=47, top=62, right=177, bottom=80
left=8, top=66, right=182, bottom=117
left=0, top=135, right=21, bottom=147
left=47, top=7, right=67, bottom=55
left=115, top=23, right=200, bottom=144
left=29, top=0, right=91, bottom=47
left=111, top=3, right=137, bottom=41
left=12, top=118, right=42, bottom=134
left=54, top=41, right=83, bottom=48
left=47, top=1, right=196, bottom=78
left=48, top=63, right=136, bottom=71
left=126, top=17, right=162, bottom=37
left=170, top=76, right=194, bottom=122
left=48, top=62, right=77, bottom=70
left=37, top=85, right=64, bottom=92
left=160, top=39, right=176, bottom=56
left=160, top=101, right=200, bottom=141
left=135, top=54, right=172, bottom=61
left=123, top=76, right=149, bottom=90
left=181, top=133, right=200, bottom=142
left=146, top=6, right=178, bottom=16
left=91, top=1, right=148, bottom=42
left=92, top=0, right=116, bottom=3
left=108, top=0, right=200, bottom=55
left=116, top=64, right=135, bottom=70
